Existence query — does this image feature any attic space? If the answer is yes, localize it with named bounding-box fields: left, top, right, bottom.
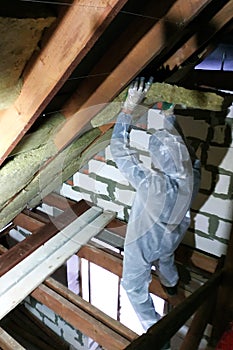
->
left=0, top=0, right=233, bottom=349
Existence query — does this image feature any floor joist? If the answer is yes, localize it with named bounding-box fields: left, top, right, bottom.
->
left=0, top=206, right=115, bottom=320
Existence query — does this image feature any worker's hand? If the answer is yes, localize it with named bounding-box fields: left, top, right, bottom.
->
left=122, top=76, right=154, bottom=113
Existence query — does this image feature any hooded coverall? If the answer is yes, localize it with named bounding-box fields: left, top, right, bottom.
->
left=110, top=109, right=201, bottom=331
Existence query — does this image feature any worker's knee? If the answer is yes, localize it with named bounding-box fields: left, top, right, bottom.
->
left=122, top=278, right=149, bottom=304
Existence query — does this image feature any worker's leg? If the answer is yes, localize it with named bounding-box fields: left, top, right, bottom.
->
left=122, top=233, right=161, bottom=332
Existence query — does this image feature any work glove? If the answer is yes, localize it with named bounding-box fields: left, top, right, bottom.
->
left=122, top=76, right=154, bottom=113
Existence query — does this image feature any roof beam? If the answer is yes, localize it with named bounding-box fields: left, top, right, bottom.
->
left=53, top=0, right=214, bottom=151
left=164, top=0, right=233, bottom=71
left=0, top=0, right=128, bottom=166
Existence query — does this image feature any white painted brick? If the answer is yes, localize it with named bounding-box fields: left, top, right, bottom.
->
left=88, top=159, right=129, bottom=185
left=36, top=303, right=56, bottom=323
left=207, top=146, right=233, bottom=172
left=60, top=183, right=82, bottom=202
left=177, top=115, right=208, bottom=140
left=226, top=103, right=233, bottom=118
left=80, top=192, right=92, bottom=203
left=24, top=301, right=43, bottom=321
left=194, top=234, right=227, bottom=257
left=192, top=193, right=233, bottom=221
left=9, top=228, right=25, bottom=242
left=200, top=169, right=212, bottom=191
left=44, top=316, right=61, bottom=336
left=105, top=146, right=113, bottom=162
left=130, top=129, right=150, bottom=151
left=148, top=108, right=165, bottom=130
left=215, top=220, right=232, bottom=240
left=215, top=174, right=231, bottom=195
left=73, top=172, right=108, bottom=195
left=139, top=154, right=151, bottom=168
left=58, top=319, right=84, bottom=349
left=193, top=213, right=209, bottom=234
left=115, top=187, right=135, bottom=206
left=96, top=198, right=125, bottom=220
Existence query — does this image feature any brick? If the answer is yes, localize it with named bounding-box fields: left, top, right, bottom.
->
left=226, top=103, right=233, bottom=118
left=200, top=169, right=212, bottom=191
left=44, top=316, right=61, bottom=336
left=139, top=154, right=151, bottom=168
left=88, top=159, right=129, bottom=186
left=215, top=174, right=231, bottom=195
left=105, top=145, right=114, bottom=162
left=147, top=108, right=165, bottom=130
left=194, top=234, right=227, bottom=257
left=177, top=115, right=208, bottom=140
left=192, top=193, right=233, bottom=221
left=96, top=198, right=125, bottom=220
left=193, top=213, right=209, bottom=234
left=207, top=146, right=233, bottom=172
left=73, top=172, right=108, bottom=195
left=115, top=187, right=135, bottom=206
left=60, top=183, right=82, bottom=202
left=24, top=300, right=43, bottom=321
left=215, top=220, right=232, bottom=240
left=36, top=303, right=56, bottom=323
left=130, top=129, right=150, bottom=151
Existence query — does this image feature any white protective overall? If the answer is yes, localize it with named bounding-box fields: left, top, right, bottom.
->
left=110, top=110, right=201, bottom=331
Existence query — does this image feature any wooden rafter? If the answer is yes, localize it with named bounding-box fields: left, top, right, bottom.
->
left=53, top=0, right=214, bottom=151
left=0, top=0, right=128, bottom=166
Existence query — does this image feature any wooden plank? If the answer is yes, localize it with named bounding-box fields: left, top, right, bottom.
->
left=180, top=292, right=217, bottom=350
left=0, top=0, right=128, bottom=166
left=164, top=0, right=233, bottom=70
left=0, top=208, right=115, bottom=320
left=0, top=327, right=26, bottom=350
left=45, top=277, right=138, bottom=342
left=78, top=242, right=168, bottom=300
left=32, top=283, right=131, bottom=350
left=53, top=0, right=213, bottom=151
left=0, top=200, right=90, bottom=276
left=13, top=212, right=45, bottom=233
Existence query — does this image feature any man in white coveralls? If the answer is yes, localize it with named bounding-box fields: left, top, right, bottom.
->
left=110, top=77, right=201, bottom=349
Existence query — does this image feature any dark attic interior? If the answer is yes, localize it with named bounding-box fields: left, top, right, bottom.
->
left=0, top=0, right=233, bottom=349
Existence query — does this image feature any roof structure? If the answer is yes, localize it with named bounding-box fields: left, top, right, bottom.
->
left=0, top=0, right=232, bottom=348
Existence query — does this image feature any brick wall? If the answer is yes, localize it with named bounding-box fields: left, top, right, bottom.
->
left=60, top=106, right=233, bottom=258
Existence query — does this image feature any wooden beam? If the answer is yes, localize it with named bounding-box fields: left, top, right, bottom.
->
left=0, top=200, right=90, bottom=276
left=13, top=212, right=45, bottom=233
left=53, top=0, right=214, bottom=151
left=0, top=208, right=115, bottom=320
left=0, top=0, right=128, bottom=165
left=44, top=277, right=138, bottom=342
left=78, top=241, right=168, bottom=300
left=0, top=327, right=26, bottom=350
left=32, top=283, right=132, bottom=350
left=164, top=0, right=233, bottom=70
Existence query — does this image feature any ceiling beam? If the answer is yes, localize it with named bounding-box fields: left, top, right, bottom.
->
left=0, top=0, right=128, bottom=166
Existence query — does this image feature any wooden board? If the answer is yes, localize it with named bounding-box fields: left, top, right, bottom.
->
left=0, top=208, right=115, bottom=320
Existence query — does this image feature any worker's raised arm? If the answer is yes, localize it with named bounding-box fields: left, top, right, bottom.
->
left=110, top=77, right=153, bottom=189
